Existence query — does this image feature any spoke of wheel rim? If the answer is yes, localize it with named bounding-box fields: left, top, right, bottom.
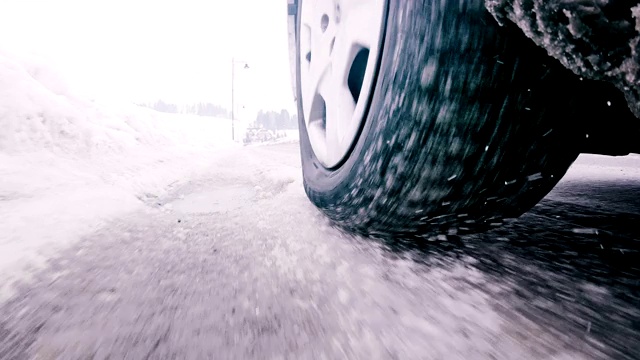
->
left=299, top=0, right=319, bottom=29
left=322, top=81, right=341, bottom=163
left=341, top=0, right=383, bottom=49
left=301, top=0, right=337, bottom=128
left=302, top=62, right=330, bottom=126
left=327, top=24, right=358, bottom=150
left=320, top=69, right=356, bottom=164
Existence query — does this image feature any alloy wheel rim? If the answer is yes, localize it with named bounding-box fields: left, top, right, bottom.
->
left=299, top=0, right=387, bottom=168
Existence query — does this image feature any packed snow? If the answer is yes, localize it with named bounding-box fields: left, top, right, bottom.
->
left=485, top=0, right=640, bottom=118
left=0, top=50, right=237, bottom=300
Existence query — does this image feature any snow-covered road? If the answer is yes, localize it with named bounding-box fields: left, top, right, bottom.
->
left=2, top=47, right=640, bottom=359
left=0, top=142, right=639, bottom=359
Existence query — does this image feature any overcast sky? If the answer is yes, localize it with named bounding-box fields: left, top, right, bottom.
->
left=0, top=0, right=296, bottom=116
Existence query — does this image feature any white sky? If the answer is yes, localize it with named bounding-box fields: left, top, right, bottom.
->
left=0, top=0, right=296, bottom=116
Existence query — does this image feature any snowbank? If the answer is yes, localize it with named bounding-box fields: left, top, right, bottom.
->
left=561, top=153, right=640, bottom=183
left=0, top=50, right=236, bottom=300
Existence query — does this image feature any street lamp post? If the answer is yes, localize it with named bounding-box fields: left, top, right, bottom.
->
left=231, top=58, right=249, bottom=141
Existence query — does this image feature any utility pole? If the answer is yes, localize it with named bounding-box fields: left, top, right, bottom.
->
left=232, top=58, right=235, bottom=141
left=231, top=58, right=249, bottom=141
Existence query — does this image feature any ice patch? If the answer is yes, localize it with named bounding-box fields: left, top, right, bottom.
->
left=170, top=186, right=255, bottom=214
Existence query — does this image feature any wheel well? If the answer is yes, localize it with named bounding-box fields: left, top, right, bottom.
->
left=574, top=79, right=640, bottom=156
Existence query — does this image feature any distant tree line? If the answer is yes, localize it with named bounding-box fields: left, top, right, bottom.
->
left=138, top=100, right=230, bottom=118
left=141, top=100, right=178, bottom=114
left=254, top=109, right=298, bottom=130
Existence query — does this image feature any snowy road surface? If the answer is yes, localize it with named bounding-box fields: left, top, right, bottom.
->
left=1, top=142, right=639, bottom=359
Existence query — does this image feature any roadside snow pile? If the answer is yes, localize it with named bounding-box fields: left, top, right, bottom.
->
left=0, top=51, right=232, bottom=157
left=0, top=50, right=235, bottom=297
left=563, top=153, right=640, bottom=183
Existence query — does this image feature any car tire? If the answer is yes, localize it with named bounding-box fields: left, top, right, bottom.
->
left=296, top=0, right=584, bottom=238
